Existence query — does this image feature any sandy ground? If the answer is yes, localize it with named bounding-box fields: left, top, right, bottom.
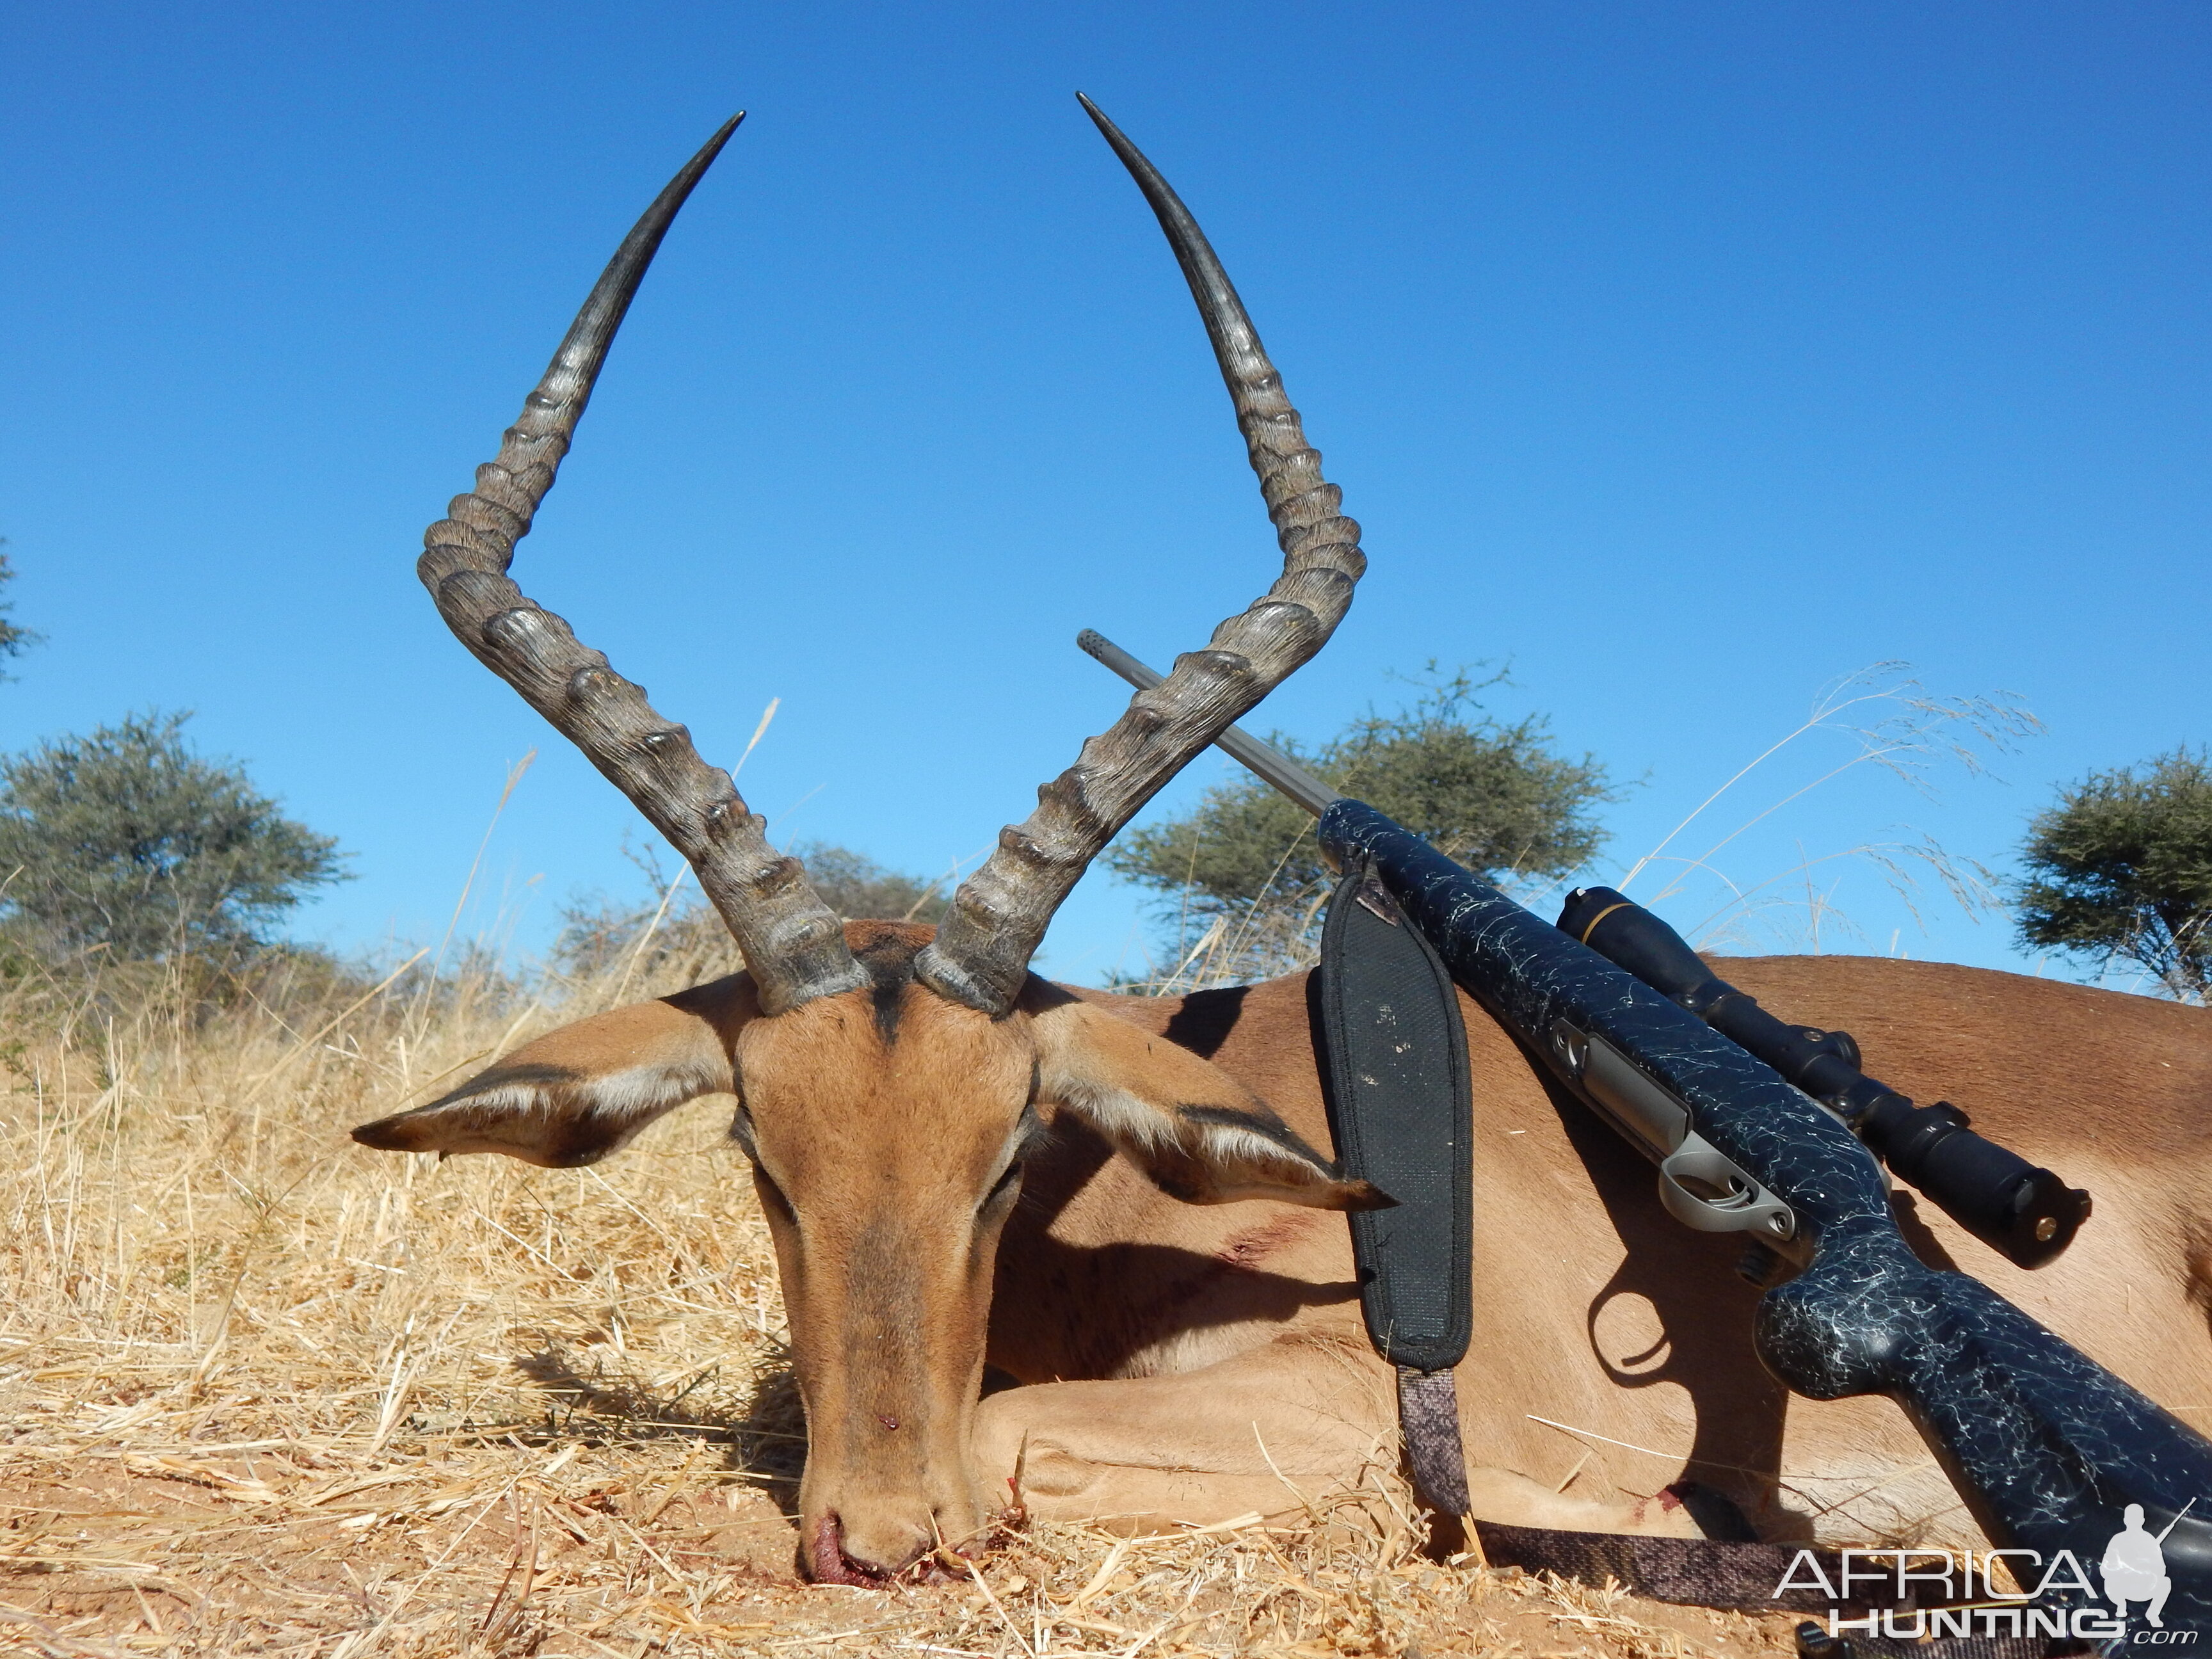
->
left=1, top=1425, right=1804, bottom=1656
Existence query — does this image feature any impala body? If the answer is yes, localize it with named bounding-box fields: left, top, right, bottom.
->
left=355, top=101, right=2212, bottom=1584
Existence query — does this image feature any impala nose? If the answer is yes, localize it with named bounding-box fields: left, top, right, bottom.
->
left=805, top=1512, right=934, bottom=1585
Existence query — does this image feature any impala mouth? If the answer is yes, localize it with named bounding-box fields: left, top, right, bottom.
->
left=805, top=1513, right=892, bottom=1587
left=803, top=1513, right=982, bottom=1587
left=806, top=1514, right=962, bottom=1587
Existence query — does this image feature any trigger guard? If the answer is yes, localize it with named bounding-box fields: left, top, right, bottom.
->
left=1658, top=1141, right=1797, bottom=1240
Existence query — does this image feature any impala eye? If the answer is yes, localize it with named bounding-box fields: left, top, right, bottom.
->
left=981, top=1103, right=1046, bottom=1215
left=752, top=1163, right=796, bottom=1224
left=730, top=1107, right=794, bottom=1220
left=981, top=1159, right=1025, bottom=1214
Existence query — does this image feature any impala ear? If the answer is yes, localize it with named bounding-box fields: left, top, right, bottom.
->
left=1026, top=991, right=1388, bottom=1212
left=352, top=977, right=749, bottom=1169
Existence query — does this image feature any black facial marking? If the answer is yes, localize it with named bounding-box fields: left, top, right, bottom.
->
left=853, top=928, right=920, bottom=1045
left=869, top=975, right=904, bottom=1044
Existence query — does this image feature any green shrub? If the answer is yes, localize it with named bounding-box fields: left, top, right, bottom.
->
left=0, top=712, right=344, bottom=966
left=0, top=548, right=38, bottom=673
left=553, top=839, right=950, bottom=988
left=1107, top=669, right=1615, bottom=984
left=2016, top=747, right=2212, bottom=1002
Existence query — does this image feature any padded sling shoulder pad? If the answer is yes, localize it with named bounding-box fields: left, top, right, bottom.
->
left=1318, top=858, right=1475, bottom=1372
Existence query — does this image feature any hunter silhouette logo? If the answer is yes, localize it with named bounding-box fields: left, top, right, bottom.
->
left=2104, top=1502, right=2194, bottom=1629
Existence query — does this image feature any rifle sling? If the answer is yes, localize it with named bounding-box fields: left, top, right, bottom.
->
left=1316, top=863, right=2078, bottom=1659
left=1318, top=858, right=1475, bottom=1516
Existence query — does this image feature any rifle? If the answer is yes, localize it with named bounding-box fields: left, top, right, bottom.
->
left=1080, top=629, right=2212, bottom=1635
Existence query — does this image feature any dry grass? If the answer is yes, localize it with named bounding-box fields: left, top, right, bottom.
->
left=1116, top=883, right=1333, bottom=998
left=0, top=947, right=1800, bottom=1656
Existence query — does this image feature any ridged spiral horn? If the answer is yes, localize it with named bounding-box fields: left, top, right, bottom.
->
left=915, top=95, right=1367, bottom=1014
left=417, top=115, right=868, bottom=1016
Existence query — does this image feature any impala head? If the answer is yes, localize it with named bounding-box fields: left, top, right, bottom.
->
left=353, top=96, right=1374, bottom=1582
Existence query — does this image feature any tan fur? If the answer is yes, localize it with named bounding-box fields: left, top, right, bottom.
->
left=355, top=931, right=2212, bottom=1573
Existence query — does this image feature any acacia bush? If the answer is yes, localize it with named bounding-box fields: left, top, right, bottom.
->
left=0, top=548, right=36, bottom=671
left=0, top=711, right=344, bottom=972
left=2015, top=746, right=2212, bottom=1002
left=554, top=838, right=950, bottom=986
left=1107, top=669, right=1615, bottom=986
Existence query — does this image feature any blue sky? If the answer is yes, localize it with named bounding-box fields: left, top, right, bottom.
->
left=3, top=3, right=2206, bottom=988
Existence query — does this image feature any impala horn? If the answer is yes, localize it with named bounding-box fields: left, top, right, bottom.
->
left=417, top=113, right=868, bottom=1016
left=915, top=94, right=1368, bottom=1015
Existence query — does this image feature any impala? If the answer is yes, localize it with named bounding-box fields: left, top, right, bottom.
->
left=355, top=99, right=2212, bottom=1587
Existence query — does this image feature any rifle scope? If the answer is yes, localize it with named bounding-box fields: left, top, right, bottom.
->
left=1556, top=887, right=2092, bottom=1270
